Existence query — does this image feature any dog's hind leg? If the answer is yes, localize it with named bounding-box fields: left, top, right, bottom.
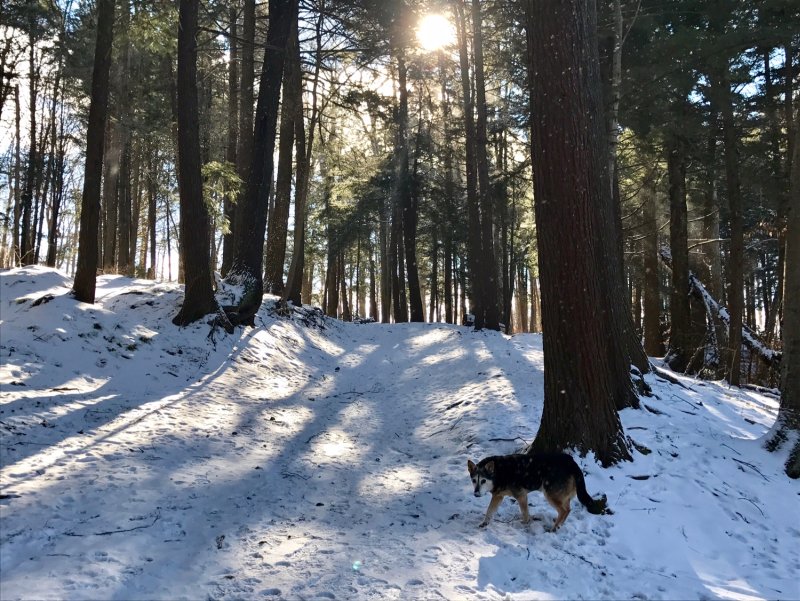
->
left=552, top=500, right=571, bottom=531
left=479, top=493, right=504, bottom=527
left=544, top=491, right=571, bottom=531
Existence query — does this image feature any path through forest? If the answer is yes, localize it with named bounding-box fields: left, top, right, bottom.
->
left=1, top=267, right=798, bottom=600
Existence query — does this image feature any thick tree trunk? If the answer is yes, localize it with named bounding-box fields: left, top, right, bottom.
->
left=525, top=0, right=633, bottom=465
left=74, top=0, right=116, bottom=303
left=767, top=110, right=800, bottom=478
left=228, top=0, right=295, bottom=323
left=172, top=0, right=218, bottom=326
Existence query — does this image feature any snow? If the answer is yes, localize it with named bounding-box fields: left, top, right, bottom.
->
left=1, top=266, right=798, bottom=601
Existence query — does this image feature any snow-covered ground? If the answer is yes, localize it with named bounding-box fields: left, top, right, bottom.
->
left=1, top=266, right=798, bottom=600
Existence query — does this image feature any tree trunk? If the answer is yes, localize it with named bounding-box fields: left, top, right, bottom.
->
left=116, top=1, right=132, bottom=276
left=233, top=0, right=256, bottom=258
left=399, top=56, right=423, bottom=322
left=172, top=0, right=218, bottom=326
left=12, top=85, right=21, bottom=266
left=453, top=0, right=483, bottom=329
left=74, top=0, right=116, bottom=303
left=439, top=52, right=455, bottom=325
left=700, top=119, right=724, bottom=300
left=525, top=0, right=633, bottom=465
left=147, top=146, right=157, bottom=278
left=766, top=110, right=800, bottom=478
left=221, top=3, right=239, bottom=277
left=712, top=69, right=744, bottom=386
left=264, top=17, right=298, bottom=295
left=229, top=0, right=295, bottom=322
left=19, top=34, right=37, bottom=266
left=642, top=163, right=663, bottom=356
left=516, top=265, right=529, bottom=333
left=471, top=0, right=499, bottom=330
left=284, top=5, right=320, bottom=306
left=101, top=121, right=120, bottom=272
left=664, top=127, right=693, bottom=372
left=129, top=141, right=141, bottom=274
left=117, top=144, right=132, bottom=275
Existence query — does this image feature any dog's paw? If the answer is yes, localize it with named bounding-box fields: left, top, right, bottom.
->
left=478, top=521, right=489, bottom=528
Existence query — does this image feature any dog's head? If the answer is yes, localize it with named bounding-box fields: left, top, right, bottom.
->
left=467, top=459, right=495, bottom=497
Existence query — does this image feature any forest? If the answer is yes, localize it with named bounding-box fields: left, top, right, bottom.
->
left=1, top=0, right=800, bottom=597
left=2, top=0, right=799, bottom=470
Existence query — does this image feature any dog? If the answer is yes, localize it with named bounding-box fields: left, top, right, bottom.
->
left=467, top=452, right=611, bottom=530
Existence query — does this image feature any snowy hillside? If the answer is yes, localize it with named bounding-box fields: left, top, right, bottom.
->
left=1, top=267, right=798, bottom=600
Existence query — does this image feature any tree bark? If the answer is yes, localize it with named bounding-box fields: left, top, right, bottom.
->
left=116, top=0, right=132, bottom=276
left=767, top=110, right=800, bottom=478
left=710, top=68, right=744, bottom=386
left=221, top=3, right=239, bottom=276
left=453, top=0, right=483, bottom=329
left=264, top=17, right=298, bottom=295
left=284, top=5, right=321, bottom=306
left=172, top=0, right=218, bottom=326
left=74, top=0, right=116, bottom=303
left=399, top=55, right=423, bottom=322
left=665, top=127, right=693, bottom=372
left=101, top=121, right=121, bottom=272
left=232, top=0, right=256, bottom=259
left=228, top=0, right=295, bottom=322
left=642, top=163, right=663, bottom=356
left=525, top=0, right=633, bottom=465
left=19, top=33, right=37, bottom=266
left=12, top=84, right=21, bottom=266
left=471, top=0, right=499, bottom=330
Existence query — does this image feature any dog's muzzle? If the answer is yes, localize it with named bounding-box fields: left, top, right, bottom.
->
left=474, top=490, right=482, bottom=497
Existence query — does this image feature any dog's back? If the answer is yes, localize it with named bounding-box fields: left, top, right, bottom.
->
left=477, top=453, right=576, bottom=493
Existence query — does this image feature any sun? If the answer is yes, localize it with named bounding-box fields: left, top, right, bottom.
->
left=416, top=13, right=456, bottom=52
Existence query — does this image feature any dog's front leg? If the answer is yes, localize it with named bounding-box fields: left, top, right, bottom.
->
left=479, top=493, right=504, bottom=527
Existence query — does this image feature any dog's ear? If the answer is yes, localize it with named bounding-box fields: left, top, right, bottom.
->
left=467, top=459, right=476, bottom=475
left=484, top=460, right=495, bottom=475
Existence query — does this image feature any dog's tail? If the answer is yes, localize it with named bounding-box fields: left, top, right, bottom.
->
left=574, top=467, right=613, bottom=515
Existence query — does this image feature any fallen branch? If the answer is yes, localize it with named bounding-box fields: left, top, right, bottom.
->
left=731, top=457, right=770, bottom=482
left=65, top=513, right=160, bottom=537
left=659, top=249, right=781, bottom=375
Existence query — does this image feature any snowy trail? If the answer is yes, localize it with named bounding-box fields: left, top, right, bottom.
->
left=2, top=268, right=799, bottom=600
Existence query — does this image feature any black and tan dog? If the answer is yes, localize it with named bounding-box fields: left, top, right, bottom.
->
left=467, top=453, right=611, bottom=530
